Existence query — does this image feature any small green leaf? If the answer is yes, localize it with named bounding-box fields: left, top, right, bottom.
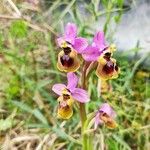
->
left=37, top=80, right=52, bottom=89
left=11, top=100, right=49, bottom=125
left=0, top=111, right=17, bottom=131
left=112, top=134, right=132, bottom=150
left=32, top=108, right=49, bottom=125
left=11, top=100, right=32, bottom=113
left=10, top=20, right=28, bottom=38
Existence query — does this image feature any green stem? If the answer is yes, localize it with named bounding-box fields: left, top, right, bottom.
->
left=80, top=103, right=88, bottom=149
left=79, top=61, right=95, bottom=150
left=79, top=103, right=87, bottom=125
left=79, top=61, right=88, bottom=150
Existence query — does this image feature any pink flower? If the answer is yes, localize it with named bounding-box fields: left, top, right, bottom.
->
left=81, top=31, right=120, bottom=80
left=52, top=73, right=90, bottom=119
left=57, top=23, right=88, bottom=54
left=52, top=72, right=90, bottom=103
left=56, top=23, right=88, bottom=72
left=94, top=103, right=117, bottom=129
left=82, top=31, right=107, bottom=61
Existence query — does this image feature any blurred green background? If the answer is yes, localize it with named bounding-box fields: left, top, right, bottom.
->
left=0, top=0, right=150, bottom=149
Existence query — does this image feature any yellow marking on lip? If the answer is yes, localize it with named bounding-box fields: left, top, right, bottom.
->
left=109, top=44, right=116, bottom=52
left=61, top=41, right=68, bottom=48
left=62, top=88, right=71, bottom=95
left=97, top=56, right=107, bottom=64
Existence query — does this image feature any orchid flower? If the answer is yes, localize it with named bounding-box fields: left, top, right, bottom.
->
left=56, top=23, right=88, bottom=72
left=82, top=31, right=120, bottom=80
left=52, top=73, right=90, bottom=119
left=94, top=103, right=117, bottom=129
left=96, top=53, right=120, bottom=80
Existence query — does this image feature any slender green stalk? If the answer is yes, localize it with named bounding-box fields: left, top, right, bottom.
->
left=79, top=103, right=87, bottom=126
left=79, top=61, right=94, bottom=150
left=79, top=61, right=88, bottom=150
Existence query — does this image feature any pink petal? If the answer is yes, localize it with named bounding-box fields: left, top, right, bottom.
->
left=73, top=37, right=88, bottom=53
left=93, top=31, right=106, bottom=50
left=67, top=73, right=78, bottom=92
left=99, top=103, right=116, bottom=118
left=56, top=37, right=64, bottom=47
left=72, top=88, right=90, bottom=103
left=82, top=46, right=101, bottom=61
left=64, top=23, right=77, bottom=45
left=94, top=112, right=103, bottom=129
left=52, top=84, right=66, bottom=96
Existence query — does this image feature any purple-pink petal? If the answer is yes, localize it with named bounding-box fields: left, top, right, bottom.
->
left=65, top=23, right=77, bottom=38
left=52, top=84, right=66, bottom=96
left=82, top=46, right=101, bottom=61
left=73, top=37, right=88, bottom=53
left=99, top=103, right=116, bottom=118
left=94, top=112, right=103, bottom=129
left=72, top=88, right=90, bottom=103
left=56, top=37, right=64, bottom=47
left=67, top=73, right=78, bottom=92
left=93, top=31, right=106, bottom=49
left=64, top=23, right=77, bottom=45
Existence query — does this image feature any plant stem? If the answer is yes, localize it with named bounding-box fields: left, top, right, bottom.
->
left=80, top=104, right=88, bottom=149
left=79, top=61, right=89, bottom=150
left=79, top=103, right=87, bottom=126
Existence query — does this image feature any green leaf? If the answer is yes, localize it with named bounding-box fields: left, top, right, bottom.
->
left=11, top=100, right=32, bottom=113
left=32, top=108, right=49, bottom=125
left=10, top=20, right=28, bottom=38
left=11, top=100, right=49, bottom=125
left=117, top=0, right=124, bottom=7
left=25, top=123, right=49, bottom=128
left=37, top=80, right=52, bottom=89
left=0, top=118, right=13, bottom=131
left=101, top=0, right=108, bottom=8
left=107, top=138, right=119, bottom=150
left=112, top=134, right=132, bottom=150
left=0, top=110, right=17, bottom=131
left=52, top=126, right=81, bottom=145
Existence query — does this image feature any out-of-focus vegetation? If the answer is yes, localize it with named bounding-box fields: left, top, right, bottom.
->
left=0, top=0, right=150, bottom=149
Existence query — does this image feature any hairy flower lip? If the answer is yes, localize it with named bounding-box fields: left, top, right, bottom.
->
left=96, top=56, right=120, bottom=80
left=60, top=55, right=74, bottom=67
left=57, top=93, right=74, bottom=119
left=57, top=102, right=73, bottom=119
left=57, top=50, right=80, bottom=72
left=103, top=60, right=115, bottom=74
